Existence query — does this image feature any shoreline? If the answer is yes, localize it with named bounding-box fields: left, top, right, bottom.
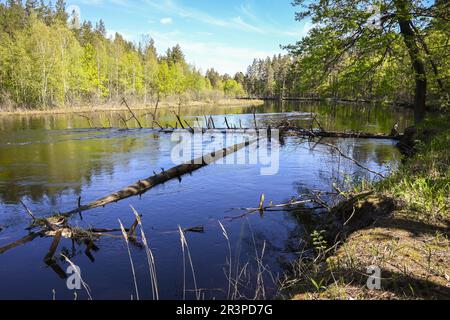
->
left=0, top=99, right=265, bottom=117
left=285, top=116, right=449, bottom=300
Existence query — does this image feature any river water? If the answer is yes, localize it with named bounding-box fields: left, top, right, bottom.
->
left=0, top=101, right=413, bottom=300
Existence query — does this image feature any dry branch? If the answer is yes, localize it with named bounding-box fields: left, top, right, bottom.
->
left=318, top=142, right=386, bottom=178
left=121, top=98, right=143, bottom=129
left=75, top=113, right=93, bottom=128
left=61, top=139, right=256, bottom=217
left=286, top=128, right=401, bottom=140
left=225, top=194, right=313, bottom=221
left=0, top=232, right=42, bottom=254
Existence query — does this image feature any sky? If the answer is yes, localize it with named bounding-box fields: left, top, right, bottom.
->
left=65, top=0, right=312, bottom=75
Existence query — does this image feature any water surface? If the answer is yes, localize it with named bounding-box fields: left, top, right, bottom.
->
left=0, top=102, right=411, bottom=299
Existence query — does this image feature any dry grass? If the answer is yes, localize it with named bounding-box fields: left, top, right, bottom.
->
left=131, top=206, right=159, bottom=300
left=283, top=205, right=450, bottom=300
left=119, top=219, right=140, bottom=300
left=284, top=121, right=450, bottom=300
left=178, top=225, right=201, bottom=300
left=0, top=99, right=264, bottom=117
left=61, top=253, right=93, bottom=300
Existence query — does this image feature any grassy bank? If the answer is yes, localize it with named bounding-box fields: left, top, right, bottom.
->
left=285, top=114, right=449, bottom=300
left=0, top=99, right=264, bottom=117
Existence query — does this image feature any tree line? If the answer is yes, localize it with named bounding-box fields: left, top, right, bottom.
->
left=243, top=0, right=449, bottom=121
left=0, top=0, right=245, bottom=110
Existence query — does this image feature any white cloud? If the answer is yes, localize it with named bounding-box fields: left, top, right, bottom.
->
left=160, top=17, right=173, bottom=25
left=145, top=0, right=262, bottom=33
left=70, top=0, right=313, bottom=74
left=239, top=3, right=257, bottom=21
left=144, top=0, right=312, bottom=38
left=146, top=29, right=280, bottom=74
left=231, top=16, right=263, bottom=33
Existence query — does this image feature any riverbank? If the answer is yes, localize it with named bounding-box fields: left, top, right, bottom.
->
left=0, top=99, right=264, bottom=117
left=285, top=114, right=450, bottom=300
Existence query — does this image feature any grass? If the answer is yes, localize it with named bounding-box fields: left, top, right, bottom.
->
left=88, top=208, right=274, bottom=301
left=178, top=225, right=200, bottom=300
left=284, top=113, right=450, bottom=300
left=376, top=119, right=449, bottom=221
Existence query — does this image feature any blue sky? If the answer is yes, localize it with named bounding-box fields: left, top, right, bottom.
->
left=66, top=0, right=312, bottom=74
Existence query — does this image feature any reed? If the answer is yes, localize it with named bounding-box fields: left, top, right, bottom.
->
left=130, top=206, right=159, bottom=300
left=178, top=226, right=200, bottom=300
left=218, top=221, right=232, bottom=300
left=119, top=219, right=140, bottom=300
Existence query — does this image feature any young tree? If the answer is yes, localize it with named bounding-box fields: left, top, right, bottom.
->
left=165, top=44, right=185, bottom=65
left=206, top=68, right=222, bottom=89
left=141, top=36, right=159, bottom=104
left=223, top=79, right=245, bottom=97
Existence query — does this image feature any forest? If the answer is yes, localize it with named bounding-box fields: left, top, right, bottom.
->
left=0, top=0, right=448, bottom=303
left=244, top=1, right=449, bottom=121
left=2, top=0, right=448, bottom=119
left=0, top=0, right=246, bottom=110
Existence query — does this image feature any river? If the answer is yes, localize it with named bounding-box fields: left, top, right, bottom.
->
left=0, top=101, right=413, bottom=300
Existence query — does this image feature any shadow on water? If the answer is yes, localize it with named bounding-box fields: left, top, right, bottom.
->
left=0, top=101, right=412, bottom=299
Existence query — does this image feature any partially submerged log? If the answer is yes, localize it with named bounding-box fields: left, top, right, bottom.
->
left=62, top=139, right=256, bottom=217
left=286, top=128, right=402, bottom=140
left=151, top=126, right=400, bottom=141
left=0, top=232, right=43, bottom=254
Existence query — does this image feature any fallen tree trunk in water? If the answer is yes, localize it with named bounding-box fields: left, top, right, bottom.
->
left=285, top=128, right=402, bottom=140
left=154, top=127, right=400, bottom=141
left=0, top=232, right=43, bottom=254
left=62, top=139, right=256, bottom=217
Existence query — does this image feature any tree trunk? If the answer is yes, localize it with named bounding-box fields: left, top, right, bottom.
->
left=394, top=0, right=427, bottom=123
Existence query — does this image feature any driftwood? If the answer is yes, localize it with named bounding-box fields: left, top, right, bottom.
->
left=317, top=142, right=386, bottom=178
left=75, top=114, right=94, bottom=128
left=286, top=128, right=401, bottom=140
left=150, top=124, right=399, bottom=141
left=121, top=98, right=143, bottom=129
left=0, top=232, right=43, bottom=254
left=44, top=229, right=63, bottom=262
left=183, top=225, right=205, bottom=233
left=0, top=203, right=138, bottom=260
left=225, top=194, right=313, bottom=221
left=62, top=139, right=256, bottom=217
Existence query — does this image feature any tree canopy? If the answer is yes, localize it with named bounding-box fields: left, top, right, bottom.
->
left=286, top=0, right=449, bottom=121
left=0, top=1, right=242, bottom=109
left=243, top=0, right=448, bottom=121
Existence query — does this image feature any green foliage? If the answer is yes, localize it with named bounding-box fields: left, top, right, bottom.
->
left=309, top=277, right=327, bottom=292
left=223, top=79, right=245, bottom=97
left=244, top=0, right=449, bottom=106
left=0, top=1, right=243, bottom=109
left=245, top=55, right=292, bottom=98
left=311, top=230, right=328, bottom=256
left=377, top=117, right=450, bottom=221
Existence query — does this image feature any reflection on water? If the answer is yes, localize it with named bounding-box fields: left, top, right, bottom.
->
left=0, top=101, right=413, bottom=133
left=0, top=102, right=410, bottom=300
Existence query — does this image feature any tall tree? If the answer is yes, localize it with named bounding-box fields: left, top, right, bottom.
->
left=54, top=0, right=68, bottom=24
left=0, top=1, right=246, bottom=109
left=287, top=0, right=449, bottom=122
left=165, top=44, right=185, bottom=65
